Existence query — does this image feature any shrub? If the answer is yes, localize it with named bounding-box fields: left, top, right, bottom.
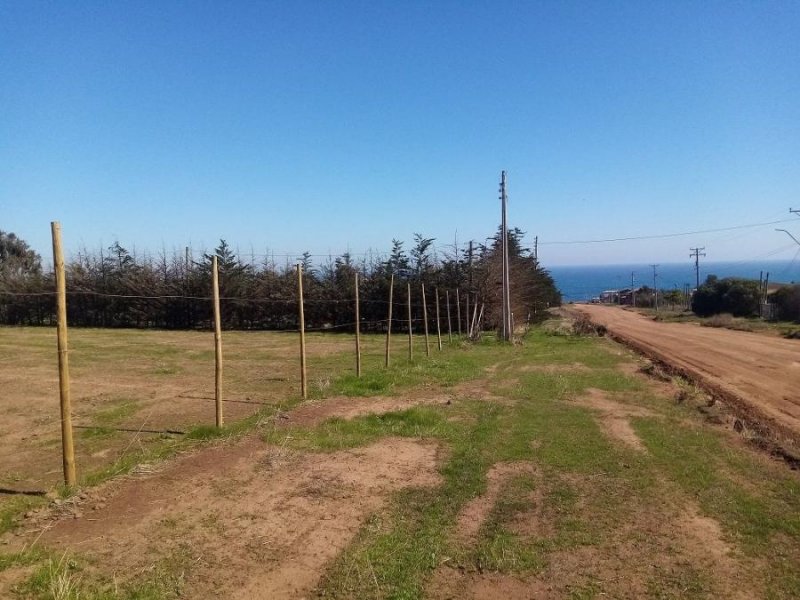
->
left=771, top=285, right=800, bottom=322
left=691, top=276, right=761, bottom=318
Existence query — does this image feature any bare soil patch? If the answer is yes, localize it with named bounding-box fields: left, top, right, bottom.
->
left=519, top=362, right=591, bottom=374
left=427, top=568, right=550, bottom=600
left=9, top=436, right=440, bottom=598
left=571, top=388, right=654, bottom=451
left=274, top=393, right=452, bottom=429
left=454, top=462, right=537, bottom=544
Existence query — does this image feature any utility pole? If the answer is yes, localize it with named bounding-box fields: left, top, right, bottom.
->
left=790, top=208, right=800, bottom=217
left=631, top=272, right=636, bottom=307
left=499, top=171, right=512, bottom=341
left=468, top=240, right=474, bottom=290
left=776, top=229, right=800, bottom=247
left=650, top=264, right=659, bottom=311
left=533, top=235, right=538, bottom=265
left=690, top=247, right=706, bottom=290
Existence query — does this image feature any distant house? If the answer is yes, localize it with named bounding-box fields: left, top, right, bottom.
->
left=600, top=290, right=618, bottom=303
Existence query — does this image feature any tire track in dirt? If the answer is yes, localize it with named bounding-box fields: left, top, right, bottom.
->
left=571, top=388, right=656, bottom=452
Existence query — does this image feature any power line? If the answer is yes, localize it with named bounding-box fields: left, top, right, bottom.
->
left=539, top=218, right=798, bottom=246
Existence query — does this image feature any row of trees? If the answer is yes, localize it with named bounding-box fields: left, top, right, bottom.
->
left=0, top=229, right=561, bottom=332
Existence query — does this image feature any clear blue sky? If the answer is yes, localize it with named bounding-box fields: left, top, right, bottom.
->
left=2, top=1, right=799, bottom=266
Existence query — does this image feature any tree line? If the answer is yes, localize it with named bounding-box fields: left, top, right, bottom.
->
left=0, top=229, right=561, bottom=332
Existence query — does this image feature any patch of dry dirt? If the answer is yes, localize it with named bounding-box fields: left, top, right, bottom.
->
left=274, top=393, right=452, bottom=428
left=454, top=462, right=537, bottom=544
left=7, top=436, right=442, bottom=599
left=427, top=568, right=550, bottom=600
left=571, top=388, right=654, bottom=451
left=519, top=363, right=591, bottom=374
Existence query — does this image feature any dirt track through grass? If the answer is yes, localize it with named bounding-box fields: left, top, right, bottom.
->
left=1, top=323, right=799, bottom=599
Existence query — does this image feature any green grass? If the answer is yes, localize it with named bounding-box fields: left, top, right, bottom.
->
left=10, top=547, right=191, bottom=600
left=92, top=398, right=140, bottom=426
left=0, top=496, right=46, bottom=536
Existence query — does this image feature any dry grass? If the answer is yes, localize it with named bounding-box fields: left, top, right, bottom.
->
left=0, top=327, right=376, bottom=495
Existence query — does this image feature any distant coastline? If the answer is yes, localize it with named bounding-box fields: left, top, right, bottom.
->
left=548, top=260, right=799, bottom=303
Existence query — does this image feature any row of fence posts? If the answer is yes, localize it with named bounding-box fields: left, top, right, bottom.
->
left=48, top=222, right=484, bottom=486
left=296, top=265, right=485, bottom=398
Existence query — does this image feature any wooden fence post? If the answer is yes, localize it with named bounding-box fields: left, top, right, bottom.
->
left=354, top=271, right=361, bottom=377
left=297, top=264, right=307, bottom=399
left=435, top=287, right=442, bottom=351
left=407, top=282, right=413, bottom=361
left=422, top=284, right=430, bottom=356
left=446, top=290, right=453, bottom=343
left=385, top=273, right=394, bottom=367
left=456, top=288, right=462, bottom=336
left=212, top=255, right=224, bottom=426
left=51, top=222, right=76, bottom=487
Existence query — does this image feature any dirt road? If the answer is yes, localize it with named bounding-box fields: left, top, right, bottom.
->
left=576, top=304, right=800, bottom=441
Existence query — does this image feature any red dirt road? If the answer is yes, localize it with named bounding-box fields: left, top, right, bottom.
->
left=576, top=305, right=800, bottom=442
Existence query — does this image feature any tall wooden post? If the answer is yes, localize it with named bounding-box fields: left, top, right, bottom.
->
left=470, top=294, right=479, bottom=338
left=354, top=271, right=362, bottom=377
left=51, top=222, right=76, bottom=487
left=456, top=288, right=462, bottom=336
left=385, top=274, right=394, bottom=367
left=297, top=264, right=307, bottom=399
left=465, top=293, right=470, bottom=337
left=212, top=256, right=224, bottom=426
left=407, top=283, right=413, bottom=360
left=435, top=287, right=442, bottom=351
left=421, top=284, right=430, bottom=356
left=446, top=290, right=453, bottom=342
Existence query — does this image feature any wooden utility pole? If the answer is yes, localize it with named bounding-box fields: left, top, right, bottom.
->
left=435, top=288, right=443, bottom=351
left=631, top=272, right=636, bottom=308
left=212, top=256, right=224, bottom=426
left=354, top=271, right=361, bottom=377
left=690, top=247, right=706, bottom=290
left=465, top=293, right=470, bottom=337
left=385, top=274, right=394, bottom=367
left=650, top=264, right=659, bottom=311
left=446, top=290, right=452, bottom=342
left=407, top=282, right=413, bottom=360
left=421, top=284, right=430, bottom=356
left=468, top=241, right=474, bottom=290
left=499, top=171, right=512, bottom=341
left=51, top=222, right=76, bottom=487
left=455, top=288, right=462, bottom=336
left=297, top=264, right=307, bottom=399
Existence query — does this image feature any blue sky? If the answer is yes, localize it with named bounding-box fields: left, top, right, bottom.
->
left=2, top=1, right=799, bottom=266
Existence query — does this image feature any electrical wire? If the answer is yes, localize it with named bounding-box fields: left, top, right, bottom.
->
left=538, top=218, right=799, bottom=245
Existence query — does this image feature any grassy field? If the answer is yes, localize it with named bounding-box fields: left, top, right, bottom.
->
left=0, top=326, right=385, bottom=525
left=1, top=320, right=799, bottom=599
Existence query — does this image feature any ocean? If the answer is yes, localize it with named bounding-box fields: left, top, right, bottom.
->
left=548, top=260, right=800, bottom=303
